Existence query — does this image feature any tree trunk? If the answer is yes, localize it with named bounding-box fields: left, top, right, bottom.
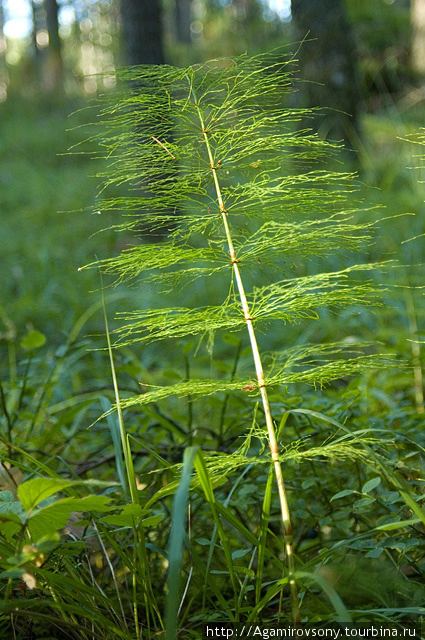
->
left=291, top=0, right=359, bottom=144
left=120, top=0, right=165, bottom=65
left=412, top=0, right=425, bottom=73
left=0, top=0, right=6, bottom=101
left=44, top=0, right=63, bottom=92
left=31, top=1, right=44, bottom=66
left=175, top=0, right=191, bottom=44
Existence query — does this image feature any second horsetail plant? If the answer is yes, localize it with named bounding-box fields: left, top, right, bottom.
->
left=85, top=51, right=384, bottom=625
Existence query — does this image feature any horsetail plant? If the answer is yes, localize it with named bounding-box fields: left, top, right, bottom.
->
left=85, top=51, right=384, bottom=626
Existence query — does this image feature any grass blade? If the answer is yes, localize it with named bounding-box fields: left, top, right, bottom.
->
left=166, top=445, right=198, bottom=640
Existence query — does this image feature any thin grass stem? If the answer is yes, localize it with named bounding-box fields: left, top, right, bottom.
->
left=405, top=290, right=424, bottom=413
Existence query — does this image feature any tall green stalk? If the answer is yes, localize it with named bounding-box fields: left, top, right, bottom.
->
left=193, top=90, right=299, bottom=619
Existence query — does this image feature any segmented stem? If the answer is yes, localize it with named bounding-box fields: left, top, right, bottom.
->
left=193, top=98, right=300, bottom=622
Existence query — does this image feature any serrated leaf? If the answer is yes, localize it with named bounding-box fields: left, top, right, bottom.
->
left=28, top=495, right=112, bottom=541
left=0, top=493, right=26, bottom=523
left=142, top=515, right=163, bottom=527
left=0, top=491, right=26, bottom=524
left=0, top=491, right=15, bottom=502
left=18, top=478, right=76, bottom=511
left=0, top=509, right=24, bottom=524
left=102, top=503, right=145, bottom=527
left=102, top=514, right=139, bottom=527
left=362, top=477, right=381, bottom=494
left=18, top=478, right=117, bottom=512
left=0, top=522, right=21, bottom=541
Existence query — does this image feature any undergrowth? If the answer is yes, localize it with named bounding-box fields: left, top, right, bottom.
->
left=0, top=51, right=424, bottom=639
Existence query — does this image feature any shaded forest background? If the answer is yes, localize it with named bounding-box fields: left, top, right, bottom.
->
left=0, top=0, right=424, bottom=399
left=0, top=0, right=421, bottom=107
left=2, top=2, right=425, bottom=635
left=2, top=0, right=425, bottom=406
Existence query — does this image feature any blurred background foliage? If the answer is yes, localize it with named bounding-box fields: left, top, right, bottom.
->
left=1, top=0, right=425, bottom=382
left=1, top=2, right=425, bottom=633
left=0, top=0, right=423, bottom=310
left=1, top=0, right=425, bottom=431
left=0, top=1, right=423, bottom=445
left=0, top=0, right=425, bottom=430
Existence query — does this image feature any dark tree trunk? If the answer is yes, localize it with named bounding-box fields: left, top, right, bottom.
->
left=291, top=0, right=359, bottom=144
left=120, top=0, right=165, bottom=65
left=31, top=1, right=44, bottom=65
left=0, top=1, right=3, bottom=41
left=0, top=1, right=4, bottom=58
left=412, top=0, right=425, bottom=73
left=44, top=0, right=63, bottom=91
left=45, top=0, right=61, bottom=53
left=0, top=0, right=6, bottom=100
left=175, top=0, right=191, bottom=44
left=119, top=0, right=171, bottom=238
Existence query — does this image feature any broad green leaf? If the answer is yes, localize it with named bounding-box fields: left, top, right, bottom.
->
left=0, top=522, right=21, bottom=540
left=0, top=568, right=25, bottom=579
left=0, top=491, right=15, bottom=502
left=0, top=509, right=23, bottom=524
left=365, top=548, right=384, bottom=559
left=102, top=503, right=145, bottom=527
left=18, top=478, right=117, bottom=512
left=362, top=477, right=381, bottom=494
left=28, top=495, right=112, bottom=541
left=0, top=492, right=26, bottom=522
left=353, top=497, right=375, bottom=509
left=141, top=515, right=164, bottom=527
left=330, top=489, right=355, bottom=502
left=20, top=330, right=46, bottom=350
left=102, top=514, right=139, bottom=527
left=302, top=479, right=316, bottom=489
left=18, top=478, right=76, bottom=511
left=231, top=548, right=250, bottom=560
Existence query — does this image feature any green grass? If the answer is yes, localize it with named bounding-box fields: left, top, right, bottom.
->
left=0, top=96, right=124, bottom=339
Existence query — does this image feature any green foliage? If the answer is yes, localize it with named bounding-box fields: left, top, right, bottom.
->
left=0, top=97, right=120, bottom=339
left=88, top=51, right=383, bottom=395
left=1, top=50, right=425, bottom=639
left=345, top=0, right=411, bottom=102
left=80, top=50, right=405, bottom=630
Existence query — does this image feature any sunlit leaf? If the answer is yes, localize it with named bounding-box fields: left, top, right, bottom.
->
left=20, top=330, right=46, bottom=350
